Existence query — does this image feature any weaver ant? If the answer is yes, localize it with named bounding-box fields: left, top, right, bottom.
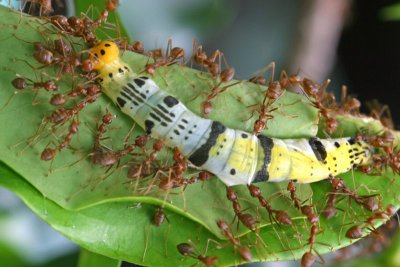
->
left=247, top=184, right=292, bottom=225
left=177, top=242, right=218, bottom=267
left=345, top=204, right=396, bottom=240
left=153, top=207, right=168, bottom=226
left=225, top=187, right=258, bottom=230
left=145, top=38, right=186, bottom=74
left=202, top=67, right=240, bottom=115
left=41, top=119, right=78, bottom=161
left=216, top=220, right=252, bottom=262
left=192, top=41, right=225, bottom=77
left=327, top=175, right=379, bottom=212
left=249, top=63, right=285, bottom=135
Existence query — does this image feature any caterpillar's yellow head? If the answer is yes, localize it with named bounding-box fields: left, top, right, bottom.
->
left=90, top=41, right=119, bottom=70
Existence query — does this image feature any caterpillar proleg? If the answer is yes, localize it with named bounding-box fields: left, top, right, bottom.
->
left=90, top=41, right=372, bottom=186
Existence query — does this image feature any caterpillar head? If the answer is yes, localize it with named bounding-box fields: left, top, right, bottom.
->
left=90, top=41, right=119, bottom=70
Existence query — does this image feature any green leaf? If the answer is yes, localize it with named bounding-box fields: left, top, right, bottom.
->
left=78, top=249, right=120, bottom=267
left=0, top=6, right=399, bottom=266
left=380, top=3, right=400, bottom=21
left=0, top=241, right=28, bottom=267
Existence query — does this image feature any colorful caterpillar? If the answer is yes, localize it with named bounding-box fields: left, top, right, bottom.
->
left=90, top=41, right=372, bottom=186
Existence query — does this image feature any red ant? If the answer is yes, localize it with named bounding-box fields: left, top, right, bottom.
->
left=287, top=180, right=325, bottom=267
left=287, top=181, right=319, bottom=223
left=369, top=100, right=395, bottom=130
left=153, top=207, right=168, bottom=226
left=248, top=63, right=285, bottom=135
left=41, top=119, right=78, bottom=161
left=31, top=40, right=84, bottom=76
left=157, top=148, right=188, bottom=189
left=301, top=78, right=338, bottom=134
left=92, top=119, right=150, bottom=167
left=37, top=85, right=101, bottom=161
left=49, top=9, right=110, bottom=47
left=47, top=86, right=100, bottom=125
left=345, top=204, right=396, bottom=240
left=201, top=67, right=240, bottom=115
left=177, top=242, right=218, bottom=266
left=247, top=184, right=292, bottom=225
left=360, top=130, right=400, bottom=175
left=126, top=139, right=164, bottom=181
left=339, top=85, right=361, bottom=115
left=9, top=75, right=59, bottom=107
left=11, top=76, right=58, bottom=92
left=192, top=41, right=223, bottom=77
left=327, top=175, right=379, bottom=212
left=145, top=39, right=185, bottom=74
left=225, top=186, right=257, bottom=230
left=273, top=71, right=339, bottom=134
left=322, top=191, right=338, bottom=219
left=216, top=220, right=252, bottom=262
left=117, top=40, right=145, bottom=54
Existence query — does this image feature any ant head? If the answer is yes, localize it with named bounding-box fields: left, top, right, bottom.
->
left=90, top=41, right=119, bottom=70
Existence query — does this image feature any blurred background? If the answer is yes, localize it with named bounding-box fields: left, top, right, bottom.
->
left=0, top=0, right=399, bottom=266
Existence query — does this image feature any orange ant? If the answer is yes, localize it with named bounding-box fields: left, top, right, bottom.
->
left=177, top=242, right=218, bottom=267
left=41, top=119, right=78, bottom=161
left=359, top=130, right=400, bottom=176
left=192, top=41, right=223, bottom=77
left=322, top=191, right=338, bottom=219
left=367, top=100, right=395, bottom=130
left=117, top=40, right=145, bottom=54
left=46, top=85, right=100, bottom=125
left=201, top=67, right=239, bottom=115
left=247, top=184, right=292, bottom=225
left=216, top=220, right=252, bottom=262
left=48, top=10, right=109, bottom=47
left=91, top=112, right=150, bottom=168
left=301, top=78, right=338, bottom=134
left=31, top=40, right=83, bottom=75
left=327, top=175, right=379, bottom=212
left=153, top=207, right=168, bottom=226
left=126, top=139, right=164, bottom=181
left=287, top=181, right=319, bottom=223
left=145, top=39, right=185, bottom=74
left=49, top=84, right=100, bottom=108
left=286, top=180, right=322, bottom=267
left=273, top=70, right=339, bottom=134
left=333, top=217, right=397, bottom=263
left=157, top=147, right=188, bottom=189
left=252, top=80, right=284, bottom=135
left=93, top=109, right=115, bottom=149
left=155, top=149, right=211, bottom=191
left=8, top=74, right=59, bottom=108
left=345, top=204, right=396, bottom=240
left=11, top=76, right=58, bottom=92
left=226, top=186, right=257, bottom=230
left=249, top=63, right=285, bottom=135
left=339, top=85, right=361, bottom=115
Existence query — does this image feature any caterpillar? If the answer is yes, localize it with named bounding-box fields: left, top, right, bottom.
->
left=90, top=41, right=372, bottom=186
